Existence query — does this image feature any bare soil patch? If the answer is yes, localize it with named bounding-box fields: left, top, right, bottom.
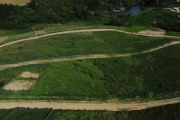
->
left=138, top=29, right=166, bottom=36
left=0, top=97, right=180, bottom=111
left=34, top=30, right=46, bottom=36
left=0, top=36, right=8, bottom=43
left=3, top=80, right=35, bottom=90
left=19, top=71, right=40, bottom=79
left=0, top=0, right=30, bottom=5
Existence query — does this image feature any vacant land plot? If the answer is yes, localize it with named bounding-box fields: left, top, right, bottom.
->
left=19, top=71, right=40, bottom=79
left=0, top=0, right=30, bottom=5
left=0, top=29, right=180, bottom=102
left=0, top=44, right=180, bottom=100
left=138, top=29, right=166, bottom=36
left=34, top=30, right=46, bottom=36
left=3, top=80, right=36, bottom=90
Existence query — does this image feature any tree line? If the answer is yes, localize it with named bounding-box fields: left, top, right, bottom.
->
left=0, top=0, right=141, bottom=30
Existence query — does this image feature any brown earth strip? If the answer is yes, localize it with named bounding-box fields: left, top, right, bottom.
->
left=0, top=97, right=180, bottom=111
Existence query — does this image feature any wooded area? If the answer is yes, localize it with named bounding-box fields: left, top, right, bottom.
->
left=0, top=0, right=179, bottom=30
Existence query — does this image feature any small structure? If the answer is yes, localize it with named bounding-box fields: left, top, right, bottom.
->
left=173, top=7, right=180, bottom=12
left=113, top=7, right=125, bottom=12
left=162, top=7, right=180, bottom=13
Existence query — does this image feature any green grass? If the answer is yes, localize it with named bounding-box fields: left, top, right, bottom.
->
left=0, top=109, right=12, bottom=120
left=0, top=31, right=176, bottom=64
left=0, top=30, right=180, bottom=100
left=166, top=31, right=180, bottom=36
left=31, top=61, right=108, bottom=98
left=127, top=8, right=158, bottom=27
left=1, top=44, right=180, bottom=100
left=2, top=108, right=51, bottom=120
left=0, top=29, right=35, bottom=44
left=92, top=44, right=180, bottom=99
left=0, top=60, right=108, bottom=100
left=119, top=25, right=153, bottom=32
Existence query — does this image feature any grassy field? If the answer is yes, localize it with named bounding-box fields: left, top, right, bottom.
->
left=0, top=0, right=30, bottom=5
left=0, top=44, right=180, bottom=100
left=166, top=31, right=180, bottom=37
left=0, top=103, right=180, bottom=120
left=92, top=44, right=180, bottom=100
left=0, top=31, right=177, bottom=64
left=0, top=108, right=51, bottom=120
left=0, top=60, right=108, bottom=100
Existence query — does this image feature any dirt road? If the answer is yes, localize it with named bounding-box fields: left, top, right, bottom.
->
left=1, top=29, right=180, bottom=49
left=0, top=97, right=180, bottom=111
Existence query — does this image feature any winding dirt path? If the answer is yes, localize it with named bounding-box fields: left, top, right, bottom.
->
left=0, top=97, right=180, bottom=111
left=1, top=29, right=180, bottom=111
left=1, top=41, right=180, bottom=72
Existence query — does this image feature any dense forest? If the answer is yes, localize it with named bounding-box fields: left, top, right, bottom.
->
left=0, top=0, right=141, bottom=30
left=0, top=0, right=179, bottom=30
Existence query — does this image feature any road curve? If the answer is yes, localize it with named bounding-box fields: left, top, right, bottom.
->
left=1, top=41, right=180, bottom=72
left=0, top=97, right=180, bottom=111
left=1, top=29, right=180, bottom=49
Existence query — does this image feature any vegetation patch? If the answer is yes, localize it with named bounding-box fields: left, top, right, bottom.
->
left=0, top=31, right=176, bottom=64
left=92, top=44, right=180, bottom=99
left=0, top=107, right=51, bottom=120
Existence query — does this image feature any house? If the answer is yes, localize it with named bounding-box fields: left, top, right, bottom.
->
left=173, top=7, right=180, bottom=12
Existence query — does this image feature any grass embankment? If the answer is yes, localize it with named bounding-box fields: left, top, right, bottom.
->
left=0, top=31, right=177, bottom=64
left=0, top=29, right=35, bottom=44
left=126, top=7, right=180, bottom=32
left=0, top=44, right=180, bottom=100
left=0, top=103, right=180, bottom=120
